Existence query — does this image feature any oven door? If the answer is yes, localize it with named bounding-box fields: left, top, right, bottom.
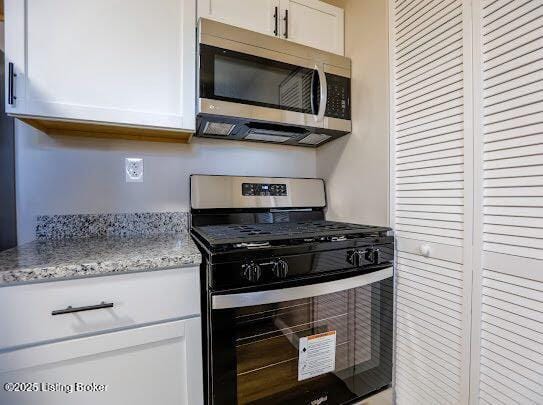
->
left=209, top=268, right=393, bottom=405
left=199, top=44, right=326, bottom=124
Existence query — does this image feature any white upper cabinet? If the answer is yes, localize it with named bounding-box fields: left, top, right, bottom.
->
left=197, top=0, right=344, bottom=55
left=198, top=0, right=280, bottom=37
left=4, top=0, right=196, bottom=132
left=281, top=0, right=344, bottom=55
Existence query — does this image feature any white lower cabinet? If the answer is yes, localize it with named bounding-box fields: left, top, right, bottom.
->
left=0, top=268, right=203, bottom=405
left=0, top=318, right=203, bottom=405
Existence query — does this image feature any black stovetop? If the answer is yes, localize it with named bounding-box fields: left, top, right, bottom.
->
left=192, top=220, right=390, bottom=246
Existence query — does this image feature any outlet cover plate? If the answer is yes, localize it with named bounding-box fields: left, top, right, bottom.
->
left=125, top=158, right=144, bottom=183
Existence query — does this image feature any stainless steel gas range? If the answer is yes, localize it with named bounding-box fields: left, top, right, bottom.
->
left=190, top=175, right=394, bottom=405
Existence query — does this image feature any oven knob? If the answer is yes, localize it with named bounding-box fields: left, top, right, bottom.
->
left=347, top=250, right=365, bottom=267
left=271, top=259, right=289, bottom=279
left=242, top=262, right=262, bottom=283
left=365, top=248, right=380, bottom=265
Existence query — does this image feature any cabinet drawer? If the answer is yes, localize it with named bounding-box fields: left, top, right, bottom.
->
left=0, top=267, right=200, bottom=350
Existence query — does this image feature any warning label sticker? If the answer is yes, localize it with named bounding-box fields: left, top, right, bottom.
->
left=298, top=330, right=337, bottom=381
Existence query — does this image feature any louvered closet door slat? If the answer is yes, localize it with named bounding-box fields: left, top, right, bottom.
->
left=391, top=0, right=471, bottom=403
left=396, top=0, right=447, bottom=32
left=398, top=49, right=464, bottom=86
left=397, top=92, right=464, bottom=121
left=396, top=57, right=463, bottom=93
left=484, top=60, right=543, bottom=92
left=395, top=0, right=425, bottom=20
left=396, top=126, right=464, bottom=148
left=398, top=30, right=464, bottom=75
left=398, top=145, right=465, bottom=164
left=472, top=1, right=543, bottom=403
left=484, top=25, right=543, bottom=61
left=484, top=4, right=543, bottom=45
left=396, top=79, right=463, bottom=111
left=397, top=2, right=462, bottom=50
left=484, top=9, right=543, bottom=48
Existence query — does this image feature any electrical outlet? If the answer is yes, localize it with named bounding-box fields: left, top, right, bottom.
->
left=125, top=158, right=144, bottom=183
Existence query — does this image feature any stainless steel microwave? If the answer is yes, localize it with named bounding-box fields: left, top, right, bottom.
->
left=196, top=18, right=352, bottom=147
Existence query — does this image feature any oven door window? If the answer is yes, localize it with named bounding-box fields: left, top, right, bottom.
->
left=200, top=45, right=320, bottom=115
left=210, top=277, right=393, bottom=405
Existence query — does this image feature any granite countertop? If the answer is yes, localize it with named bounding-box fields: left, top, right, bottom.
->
left=0, top=233, right=201, bottom=287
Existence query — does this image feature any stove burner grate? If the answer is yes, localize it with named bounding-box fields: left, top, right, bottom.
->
left=192, top=220, right=388, bottom=246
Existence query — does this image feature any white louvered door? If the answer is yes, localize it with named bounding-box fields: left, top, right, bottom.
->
left=390, top=0, right=543, bottom=403
left=470, top=2, right=543, bottom=404
left=389, top=0, right=473, bottom=404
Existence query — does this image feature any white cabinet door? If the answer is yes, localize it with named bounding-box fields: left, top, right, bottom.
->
left=4, top=0, right=196, bottom=131
left=281, top=0, right=344, bottom=55
left=389, top=0, right=473, bottom=403
left=198, top=0, right=344, bottom=55
left=470, top=2, right=543, bottom=404
left=198, top=0, right=280, bottom=37
left=0, top=318, right=203, bottom=405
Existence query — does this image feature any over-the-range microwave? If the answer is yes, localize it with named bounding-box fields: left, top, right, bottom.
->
left=196, top=18, right=352, bottom=147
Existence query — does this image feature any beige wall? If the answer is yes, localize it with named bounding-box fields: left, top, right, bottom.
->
left=321, top=0, right=346, bottom=8
left=317, top=0, right=389, bottom=226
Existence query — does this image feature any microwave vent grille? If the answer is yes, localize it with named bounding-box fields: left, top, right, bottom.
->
left=244, top=129, right=293, bottom=143
left=203, top=122, right=236, bottom=136
left=299, top=133, right=331, bottom=145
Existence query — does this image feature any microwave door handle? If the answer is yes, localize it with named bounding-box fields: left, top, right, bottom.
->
left=316, top=64, right=327, bottom=123
left=310, top=69, right=318, bottom=116
left=212, top=267, right=392, bottom=310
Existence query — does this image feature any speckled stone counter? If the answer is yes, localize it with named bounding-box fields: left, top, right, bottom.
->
left=0, top=233, right=201, bottom=286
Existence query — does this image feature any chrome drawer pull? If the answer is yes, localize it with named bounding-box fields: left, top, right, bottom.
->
left=51, top=302, right=114, bottom=316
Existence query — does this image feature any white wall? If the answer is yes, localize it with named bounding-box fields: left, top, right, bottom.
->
left=15, top=121, right=316, bottom=243
left=317, top=0, right=390, bottom=226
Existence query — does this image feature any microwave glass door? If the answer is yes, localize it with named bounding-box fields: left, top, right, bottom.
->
left=200, top=45, right=320, bottom=115
left=210, top=276, right=393, bottom=405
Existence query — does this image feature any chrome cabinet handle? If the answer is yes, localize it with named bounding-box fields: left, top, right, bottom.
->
left=51, top=301, right=114, bottom=316
left=8, top=62, right=16, bottom=106
left=316, top=63, right=327, bottom=122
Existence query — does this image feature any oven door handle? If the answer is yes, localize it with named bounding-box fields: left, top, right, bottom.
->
left=212, top=267, right=392, bottom=310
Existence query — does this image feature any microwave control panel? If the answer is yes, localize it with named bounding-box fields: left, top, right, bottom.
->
left=242, top=183, right=288, bottom=197
left=325, top=74, right=351, bottom=120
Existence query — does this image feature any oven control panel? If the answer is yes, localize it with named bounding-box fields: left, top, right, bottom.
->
left=242, top=183, right=288, bottom=196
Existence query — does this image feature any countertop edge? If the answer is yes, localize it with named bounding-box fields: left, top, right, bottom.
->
left=0, top=233, right=202, bottom=287
left=0, top=257, right=202, bottom=288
